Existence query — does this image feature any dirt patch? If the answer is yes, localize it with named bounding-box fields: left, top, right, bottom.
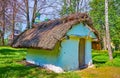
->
left=76, top=66, right=120, bottom=78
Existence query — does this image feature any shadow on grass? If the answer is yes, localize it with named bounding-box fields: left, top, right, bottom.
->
left=0, top=48, right=26, bottom=55
left=0, top=65, right=59, bottom=78
left=92, top=52, right=109, bottom=66
left=92, top=54, right=108, bottom=64
left=93, top=60, right=106, bottom=64
left=113, top=52, right=120, bottom=58
left=92, top=51, right=120, bottom=67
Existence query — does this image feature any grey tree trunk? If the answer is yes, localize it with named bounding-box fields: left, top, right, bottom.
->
left=105, top=0, right=113, bottom=60
left=24, top=0, right=30, bottom=29
left=103, top=36, right=107, bottom=50
left=31, top=0, right=37, bottom=28
left=12, top=1, right=16, bottom=41
left=1, top=1, right=5, bottom=46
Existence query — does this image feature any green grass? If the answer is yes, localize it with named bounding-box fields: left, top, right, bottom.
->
left=92, top=50, right=120, bottom=67
left=0, top=47, right=80, bottom=78
left=0, top=47, right=120, bottom=78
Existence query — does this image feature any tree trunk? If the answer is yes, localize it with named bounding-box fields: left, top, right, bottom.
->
left=31, top=0, right=37, bottom=28
left=75, top=0, right=80, bottom=12
left=80, top=0, right=83, bottom=12
left=24, top=0, right=30, bottom=29
left=103, top=36, right=107, bottom=50
left=1, top=2, right=5, bottom=46
left=0, top=31, right=1, bottom=45
left=105, top=0, right=113, bottom=60
left=12, top=2, right=16, bottom=41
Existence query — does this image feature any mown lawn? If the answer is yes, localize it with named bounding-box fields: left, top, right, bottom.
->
left=0, top=47, right=120, bottom=78
left=0, top=47, right=80, bottom=78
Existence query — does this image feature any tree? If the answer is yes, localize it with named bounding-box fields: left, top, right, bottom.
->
left=105, top=0, right=113, bottom=60
left=12, top=0, right=17, bottom=40
left=24, top=0, right=30, bottom=29
left=31, top=0, right=37, bottom=28
left=110, top=0, right=120, bottom=50
left=60, top=0, right=81, bottom=15
left=7, top=0, right=23, bottom=41
left=89, top=0, right=120, bottom=51
left=0, top=0, right=24, bottom=45
left=0, top=0, right=6, bottom=45
left=89, top=0, right=107, bottom=50
left=0, top=0, right=62, bottom=45
left=60, top=0, right=90, bottom=16
left=19, top=0, right=61, bottom=29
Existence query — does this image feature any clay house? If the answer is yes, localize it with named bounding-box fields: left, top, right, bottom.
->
left=12, top=13, right=99, bottom=71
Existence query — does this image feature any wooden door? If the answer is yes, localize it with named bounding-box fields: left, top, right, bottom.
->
left=79, top=38, right=85, bottom=68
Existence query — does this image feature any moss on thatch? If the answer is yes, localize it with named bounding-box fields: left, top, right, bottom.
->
left=12, top=13, right=99, bottom=50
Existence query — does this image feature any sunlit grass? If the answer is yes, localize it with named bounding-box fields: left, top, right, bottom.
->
left=0, top=46, right=80, bottom=78
left=78, top=50, right=120, bottom=78
left=92, top=50, right=120, bottom=67
left=0, top=47, right=120, bottom=78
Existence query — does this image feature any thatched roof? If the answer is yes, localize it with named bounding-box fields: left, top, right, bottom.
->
left=12, top=13, right=99, bottom=50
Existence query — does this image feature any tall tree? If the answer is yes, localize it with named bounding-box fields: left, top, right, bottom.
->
left=89, top=0, right=107, bottom=50
left=12, top=0, right=17, bottom=41
left=7, top=0, right=22, bottom=41
left=0, top=0, right=6, bottom=45
left=0, top=0, right=24, bottom=45
left=19, top=0, right=60, bottom=29
left=31, top=0, right=37, bottom=28
left=89, top=0, right=120, bottom=50
left=60, top=0, right=91, bottom=16
left=60, top=0, right=81, bottom=16
left=105, top=0, right=113, bottom=60
left=24, top=0, right=30, bottom=29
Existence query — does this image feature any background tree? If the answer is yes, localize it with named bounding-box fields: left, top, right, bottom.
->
left=60, top=0, right=90, bottom=16
left=89, top=0, right=120, bottom=50
left=0, top=0, right=7, bottom=45
left=60, top=0, right=81, bottom=15
left=19, top=0, right=62, bottom=29
left=105, top=0, right=113, bottom=60
left=24, top=0, right=30, bottom=29
left=31, top=0, right=37, bottom=27
left=0, top=0, right=24, bottom=45
left=0, top=0, right=62, bottom=45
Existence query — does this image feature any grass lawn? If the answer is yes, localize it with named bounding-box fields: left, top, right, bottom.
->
left=0, top=47, right=80, bottom=78
left=0, top=47, right=120, bottom=78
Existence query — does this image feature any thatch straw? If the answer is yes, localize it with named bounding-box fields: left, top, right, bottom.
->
left=12, top=13, right=99, bottom=50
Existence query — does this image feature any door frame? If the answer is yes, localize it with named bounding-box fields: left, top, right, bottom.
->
left=79, top=38, right=86, bottom=68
